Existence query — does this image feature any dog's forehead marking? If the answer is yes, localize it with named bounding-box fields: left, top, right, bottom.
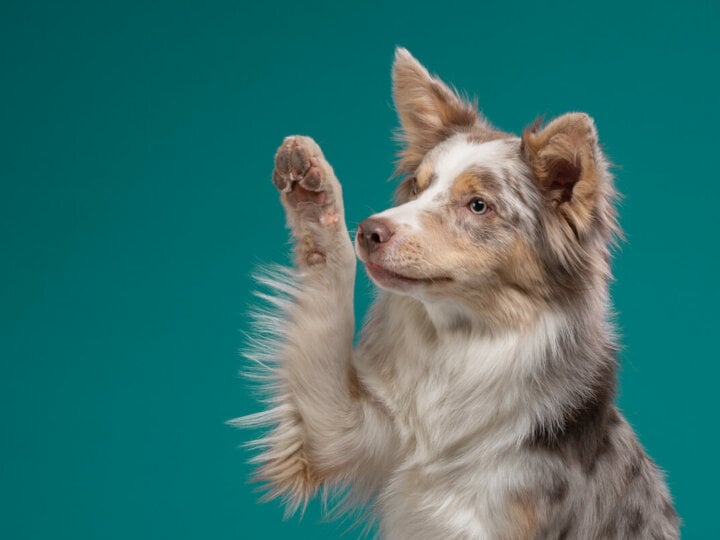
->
left=434, top=137, right=515, bottom=187
left=378, top=136, right=520, bottom=230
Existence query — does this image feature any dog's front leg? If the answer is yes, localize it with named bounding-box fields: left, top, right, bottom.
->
left=239, top=136, right=387, bottom=513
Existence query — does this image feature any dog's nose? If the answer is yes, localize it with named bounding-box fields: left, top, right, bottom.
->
left=358, top=218, right=394, bottom=253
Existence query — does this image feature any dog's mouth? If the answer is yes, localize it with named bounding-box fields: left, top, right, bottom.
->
left=364, top=261, right=452, bottom=288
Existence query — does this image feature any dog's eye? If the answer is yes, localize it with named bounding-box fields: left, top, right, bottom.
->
left=409, top=176, right=419, bottom=195
left=469, top=198, right=488, bottom=215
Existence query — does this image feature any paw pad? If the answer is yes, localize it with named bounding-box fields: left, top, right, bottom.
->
left=272, top=136, right=336, bottom=215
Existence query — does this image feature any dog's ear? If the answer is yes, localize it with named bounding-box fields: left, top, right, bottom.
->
left=392, top=48, right=494, bottom=174
left=521, top=113, right=616, bottom=242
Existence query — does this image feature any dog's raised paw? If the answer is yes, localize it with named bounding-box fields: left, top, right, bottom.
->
left=271, top=136, right=351, bottom=267
left=272, top=136, right=339, bottom=219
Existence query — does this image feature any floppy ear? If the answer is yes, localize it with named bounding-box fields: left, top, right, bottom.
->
left=392, top=48, right=496, bottom=174
left=521, top=113, right=615, bottom=241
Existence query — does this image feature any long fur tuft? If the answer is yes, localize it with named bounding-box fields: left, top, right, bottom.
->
left=228, top=265, right=318, bottom=517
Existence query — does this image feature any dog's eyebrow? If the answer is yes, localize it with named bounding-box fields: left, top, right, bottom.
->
left=451, top=167, right=503, bottom=199
left=414, top=159, right=437, bottom=190
left=417, top=172, right=437, bottom=190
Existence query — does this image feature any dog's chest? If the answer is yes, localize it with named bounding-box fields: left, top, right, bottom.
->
left=372, top=332, right=534, bottom=452
left=378, top=440, right=531, bottom=540
left=364, top=338, right=536, bottom=537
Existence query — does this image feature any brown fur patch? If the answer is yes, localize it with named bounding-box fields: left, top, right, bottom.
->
left=466, top=126, right=510, bottom=145
left=450, top=169, right=484, bottom=200
left=415, top=160, right=436, bottom=191
left=504, top=496, right=538, bottom=540
left=347, top=365, right=365, bottom=400
left=394, top=160, right=436, bottom=203
left=499, top=237, right=550, bottom=301
left=255, top=423, right=322, bottom=509
left=450, top=167, right=503, bottom=202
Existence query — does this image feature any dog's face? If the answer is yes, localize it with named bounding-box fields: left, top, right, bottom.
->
left=355, top=49, right=619, bottom=327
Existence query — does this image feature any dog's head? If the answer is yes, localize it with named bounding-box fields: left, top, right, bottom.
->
left=355, top=48, right=619, bottom=328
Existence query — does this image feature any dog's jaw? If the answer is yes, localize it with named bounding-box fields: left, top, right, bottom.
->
left=361, top=258, right=452, bottom=293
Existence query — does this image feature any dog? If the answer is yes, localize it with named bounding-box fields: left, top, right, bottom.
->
left=232, top=48, right=679, bottom=539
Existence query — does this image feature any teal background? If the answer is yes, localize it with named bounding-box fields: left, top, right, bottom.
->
left=1, top=1, right=718, bottom=538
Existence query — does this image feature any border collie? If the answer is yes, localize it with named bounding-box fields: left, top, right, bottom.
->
left=233, top=48, right=679, bottom=539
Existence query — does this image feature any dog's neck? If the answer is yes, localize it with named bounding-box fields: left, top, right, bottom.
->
left=365, top=290, right=617, bottom=453
left=415, top=278, right=612, bottom=339
left=414, top=297, right=574, bottom=376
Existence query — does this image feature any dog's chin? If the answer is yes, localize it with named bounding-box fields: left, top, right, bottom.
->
left=362, top=260, right=452, bottom=293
